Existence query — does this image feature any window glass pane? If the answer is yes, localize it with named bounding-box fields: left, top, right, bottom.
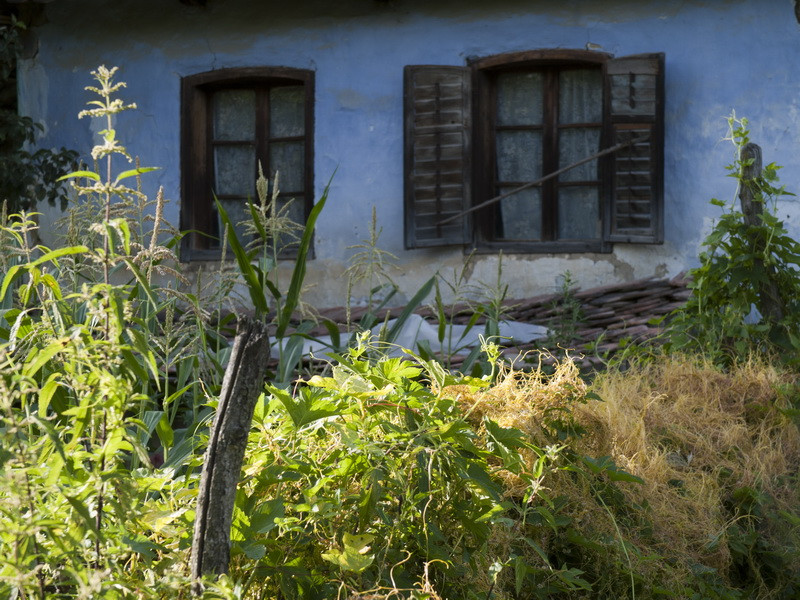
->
left=270, top=85, right=305, bottom=137
left=214, top=145, right=256, bottom=196
left=559, top=68, right=602, bottom=124
left=496, top=130, right=542, bottom=182
left=559, top=127, right=601, bottom=181
left=495, top=187, right=541, bottom=240
left=269, top=141, right=305, bottom=192
left=497, top=72, right=543, bottom=126
left=213, top=89, right=256, bottom=141
left=557, top=186, right=600, bottom=239
left=216, top=198, right=254, bottom=247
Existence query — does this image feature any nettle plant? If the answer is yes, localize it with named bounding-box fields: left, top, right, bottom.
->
left=666, top=115, right=800, bottom=364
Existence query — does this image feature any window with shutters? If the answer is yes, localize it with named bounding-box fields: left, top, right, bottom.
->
left=181, top=67, right=314, bottom=260
left=404, top=50, right=664, bottom=252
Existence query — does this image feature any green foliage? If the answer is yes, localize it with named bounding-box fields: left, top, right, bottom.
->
left=546, top=271, right=584, bottom=349
left=666, top=115, right=800, bottom=364
left=231, top=341, right=620, bottom=599
left=216, top=164, right=333, bottom=387
left=427, top=268, right=483, bottom=372
left=344, top=205, right=400, bottom=327
left=337, top=208, right=441, bottom=362
left=0, top=20, right=77, bottom=211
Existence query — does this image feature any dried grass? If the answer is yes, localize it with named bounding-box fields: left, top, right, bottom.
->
left=447, top=355, right=586, bottom=446
left=447, top=352, right=800, bottom=594
left=580, top=355, right=800, bottom=575
left=445, top=356, right=588, bottom=498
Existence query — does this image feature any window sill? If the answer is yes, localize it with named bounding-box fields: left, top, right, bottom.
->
left=179, top=245, right=308, bottom=263
left=470, top=239, right=612, bottom=254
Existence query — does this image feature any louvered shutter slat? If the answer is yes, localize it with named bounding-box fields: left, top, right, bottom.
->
left=604, top=53, right=665, bottom=244
left=404, top=65, right=472, bottom=248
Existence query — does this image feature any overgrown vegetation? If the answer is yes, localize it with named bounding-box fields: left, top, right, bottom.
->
left=0, top=65, right=799, bottom=600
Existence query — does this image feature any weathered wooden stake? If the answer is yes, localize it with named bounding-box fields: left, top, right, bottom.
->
left=737, top=142, right=785, bottom=323
left=191, top=317, right=271, bottom=592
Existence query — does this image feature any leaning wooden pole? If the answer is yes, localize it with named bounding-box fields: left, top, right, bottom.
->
left=191, top=317, right=271, bottom=592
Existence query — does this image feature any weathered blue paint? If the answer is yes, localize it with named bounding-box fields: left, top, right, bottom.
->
left=18, top=0, right=800, bottom=305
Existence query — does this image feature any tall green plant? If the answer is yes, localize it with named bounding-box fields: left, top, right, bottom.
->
left=216, top=166, right=331, bottom=387
left=545, top=271, right=584, bottom=350
left=56, top=66, right=215, bottom=459
left=344, top=206, right=400, bottom=328
left=424, top=252, right=484, bottom=371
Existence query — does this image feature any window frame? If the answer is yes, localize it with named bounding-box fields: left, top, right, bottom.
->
left=471, top=49, right=612, bottom=254
left=180, top=66, right=315, bottom=261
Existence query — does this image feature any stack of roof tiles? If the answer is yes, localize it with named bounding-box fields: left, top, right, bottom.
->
left=496, top=273, right=692, bottom=368
left=312, top=274, right=692, bottom=370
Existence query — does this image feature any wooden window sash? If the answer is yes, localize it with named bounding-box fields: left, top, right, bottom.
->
left=483, top=64, right=603, bottom=244
left=402, top=51, right=665, bottom=253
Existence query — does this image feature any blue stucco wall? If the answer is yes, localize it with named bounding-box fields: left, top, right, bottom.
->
left=18, top=0, right=800, bottom=305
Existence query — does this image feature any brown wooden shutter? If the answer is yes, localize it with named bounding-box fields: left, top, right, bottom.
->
left=603, top=53, right=665, bottom=244
left=180, top=78, right=211, bottom=258
left=404, top=65, right=472, bottom=248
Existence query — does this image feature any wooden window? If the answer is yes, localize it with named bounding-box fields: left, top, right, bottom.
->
left=181, top=67, right=314, bottom=260
left=404, top=51, right=664, bottom=252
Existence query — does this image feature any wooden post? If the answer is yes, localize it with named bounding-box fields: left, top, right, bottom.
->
left=737, top=142, right=784, bottom=323
left=191, top=317, right=271, bottom=592
left=738, top=142, right=763, bottom=228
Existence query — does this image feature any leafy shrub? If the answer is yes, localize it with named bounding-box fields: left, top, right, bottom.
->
left=226, top=346, right=800, bottom=599
left=224, top=346, right=664, bottom=599
left=666, top=115, right=800, bottom=365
